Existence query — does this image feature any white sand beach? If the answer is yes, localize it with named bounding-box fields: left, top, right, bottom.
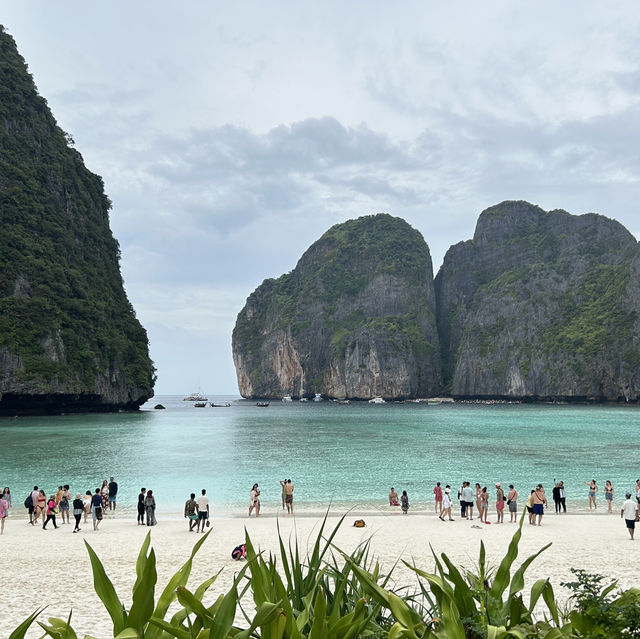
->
left=4, top=508, right=640, bottom=638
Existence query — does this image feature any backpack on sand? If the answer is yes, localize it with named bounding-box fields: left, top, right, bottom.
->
left=353, top=519, right=366, bottom=528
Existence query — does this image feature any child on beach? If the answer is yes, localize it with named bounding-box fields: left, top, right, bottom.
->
left=440, top=485, right=454, bottom=520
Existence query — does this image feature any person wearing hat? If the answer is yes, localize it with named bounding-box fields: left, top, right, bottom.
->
left=495, top=483, right=505, bottom=524
left=621, top=492, right=638, bottom=540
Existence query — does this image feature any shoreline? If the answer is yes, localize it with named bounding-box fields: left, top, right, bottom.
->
left=5, top=510, right=640, bottom=638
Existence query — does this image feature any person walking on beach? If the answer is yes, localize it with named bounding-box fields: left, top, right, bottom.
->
left=249, top=483, right=260, bottom=517
left=28, top=486, right=39, bottom=525
left=185, top=493, right=198, bottom=531
left=91, top=488, right=103, bottom=531
left=401, top=490, right=409, bottom=514
left=584, top=479, right=598, bottom=510
left=440, top=485, right=454, bottom=520
left=433, top=483, right=442, bottom=514
left=558, top=481, right=567, bottom=512
left=622, top=492, right=638, bottom=540
left=42, top=495, right=58, bottom=529
left=144, top=490, right=156, bottom=526
left=604, top=480, right=615, bottom=513
left=532, top=484, right=547, bottom=526
left=83, top=490, right=92, bottom=524
left=108, top=477, right=118, bottom=511
left=495, top=483, right=505, bottom=524
left=137, top=488, right=146, bottom=525
left=507, top=485, right=518, bottom=523
left=72, top=493, right=84, bottom=532
left=36, top=489, right=47, bottom=525
left=389, top=487, right=399, bottom=506
left=0, top=493, right=8, bottom=534
left=196, top=489, right=210, bottom=532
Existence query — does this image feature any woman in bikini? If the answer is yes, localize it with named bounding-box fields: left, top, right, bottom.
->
left=604, top=480, right=614, bottom=513
left=583, top=479, right=598, bottom=510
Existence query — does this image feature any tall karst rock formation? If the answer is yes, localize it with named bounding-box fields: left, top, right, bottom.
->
left=233, top=214, right=442, bottom=399
left=435, top=201, right=640, bottom=401
left=0, top=26, right=155, bottom=413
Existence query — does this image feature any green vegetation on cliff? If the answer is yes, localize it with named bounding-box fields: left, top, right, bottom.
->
left=0, top=26, right=155, bottom=404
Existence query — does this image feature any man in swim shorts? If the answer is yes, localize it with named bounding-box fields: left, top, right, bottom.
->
left=196, top=489, right=210, bottom=532
left=622, top=492, right=638, bottom=540
left=532, top=484, right=547, bottom=526
left=285, top=479, right=294, bottom=514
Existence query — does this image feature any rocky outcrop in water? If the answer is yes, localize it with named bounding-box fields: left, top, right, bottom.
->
left=0, top=26, right=155, bottom=414
left=435, top=201, right=640, bottom=401
left=233, top=214, right=442, bottom=400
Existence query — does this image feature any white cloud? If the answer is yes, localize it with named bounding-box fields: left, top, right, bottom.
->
left=2, top=1, right=640, bottom=393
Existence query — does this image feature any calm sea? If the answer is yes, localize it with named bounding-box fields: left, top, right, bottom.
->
left=1, top=396, right=638, bottom=516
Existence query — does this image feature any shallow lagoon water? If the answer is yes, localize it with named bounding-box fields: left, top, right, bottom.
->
left=1, top=396, right=638, bottom=516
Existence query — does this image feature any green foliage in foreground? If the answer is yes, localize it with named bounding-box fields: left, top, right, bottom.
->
left=11, top=513, right=640, bottom=639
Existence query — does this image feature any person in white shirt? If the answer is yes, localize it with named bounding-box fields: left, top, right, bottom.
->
left=196, top=489, right=210, bottom=533
left=621, top=492, right=638, bottom=540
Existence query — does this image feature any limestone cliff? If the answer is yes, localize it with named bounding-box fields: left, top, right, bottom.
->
left=233, top=214, right=442, bottom=399
left=0, top=26, right=155, bottom=413
left=435, top=201, right=640, bottom=401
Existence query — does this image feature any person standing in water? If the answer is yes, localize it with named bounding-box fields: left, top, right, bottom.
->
left=401, top=490, right=409, bottom=514
left=584, top=479, right=598, bottom=510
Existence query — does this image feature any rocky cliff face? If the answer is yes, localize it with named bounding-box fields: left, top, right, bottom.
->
left=233, top=214, right=442, bottom=399
left=435, top=201, right=640, bottom=401
left=0, top=26, right=155, bottom=413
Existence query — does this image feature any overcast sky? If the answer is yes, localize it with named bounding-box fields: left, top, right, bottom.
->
left=3, top=2, right=640, bottom=396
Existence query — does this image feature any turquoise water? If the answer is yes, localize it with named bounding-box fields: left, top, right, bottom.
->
left=1, top=396, right=638, bottom=516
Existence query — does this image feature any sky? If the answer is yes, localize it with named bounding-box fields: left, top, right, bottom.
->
left=2, top=2, right=640, bottom=396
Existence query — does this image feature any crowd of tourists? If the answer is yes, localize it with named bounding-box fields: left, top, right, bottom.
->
left=388, top=478, right=640, bottom=538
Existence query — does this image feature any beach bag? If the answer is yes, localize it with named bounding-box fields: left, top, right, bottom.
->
left=24, top=494, right=33, bottom=509
left=353, top=519, right=366, bottom=528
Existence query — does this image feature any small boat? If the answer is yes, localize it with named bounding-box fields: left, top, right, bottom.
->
left=282, top=394, right=293, bottom=402
left=337, top=399, right=350, bottom=405
left=313, top=393, right=323, bottom=402
left=368, top=397, right=386, bottom=404
left=256, top=402, right=270, bottom=407
left=210, top=402, right=231, bottom=407
left=184, top=391, right=208, bottom=401
left=194, top=402, right=207, bottom=408
left=299, top=397, right=308, bottom=402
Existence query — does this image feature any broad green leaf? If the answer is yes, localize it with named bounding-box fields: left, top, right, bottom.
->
left=148, top=617, right=191, bottom=639
left=128, top=547, right=157, bottom=632
left=84, top=540, right=127, bottom=635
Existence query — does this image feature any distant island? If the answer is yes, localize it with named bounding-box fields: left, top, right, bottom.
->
left=0, top=26, right=155, bottom=414
left=233, top=202, right=640, bottom=402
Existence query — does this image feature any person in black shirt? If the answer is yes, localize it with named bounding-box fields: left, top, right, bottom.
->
left=91, top=488, right=103, bottom=531
left=108, top=477, right=118, bottom=511
left=137, top=488, right=146, bottom=525
left=72, top=493, right=84, bottom=532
